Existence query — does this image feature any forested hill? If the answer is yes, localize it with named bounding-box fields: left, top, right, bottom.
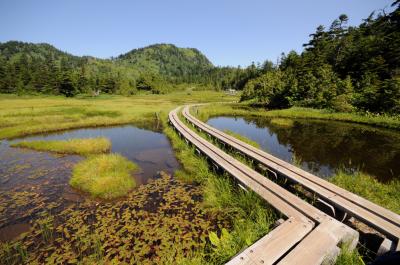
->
left=116, top=44, right=213, bottom=82
left=0, top=42, right=220, bottom=96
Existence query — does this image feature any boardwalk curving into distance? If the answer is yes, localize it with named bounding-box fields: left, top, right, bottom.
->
left=169, top=106, right=359, bottom=265
left=181, top=105, right=400, bottom=252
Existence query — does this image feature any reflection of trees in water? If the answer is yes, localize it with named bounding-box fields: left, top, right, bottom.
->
left=245, top=117, right=400, bottom=182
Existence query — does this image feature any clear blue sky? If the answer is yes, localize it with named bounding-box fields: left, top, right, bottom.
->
left=0, top=0, right=394, bottom=66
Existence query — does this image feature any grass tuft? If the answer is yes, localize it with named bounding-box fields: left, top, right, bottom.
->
left=335, top=243, right=365, bottom=265
left=11, top=137, right=111, bottom=156
left=70, top=153, right=138, bottom=199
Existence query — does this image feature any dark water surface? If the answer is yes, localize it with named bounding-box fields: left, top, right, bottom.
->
left=207, top=116, right=400, bottom=182
left=0, top=125, right=179, bottom=241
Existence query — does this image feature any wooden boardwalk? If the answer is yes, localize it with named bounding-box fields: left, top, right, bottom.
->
left=181, top=105, right=400, bottom=253
left=169, top=107, right=359, bottom=265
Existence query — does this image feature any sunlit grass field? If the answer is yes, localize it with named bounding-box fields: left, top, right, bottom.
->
left=0, top=91, right=239, bottom=139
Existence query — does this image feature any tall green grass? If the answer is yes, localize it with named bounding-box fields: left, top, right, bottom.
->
left=335, top=244, right=365, bottom=265
left=330, top=171, right=400, bottom=214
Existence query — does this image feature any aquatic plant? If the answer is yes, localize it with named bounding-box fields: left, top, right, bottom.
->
left=36, top=212, right=54, bottom=243
left=11, top=137, right=111, bottom=156
left=70, top=153, right=138, bottom=199
left=0, top=241, right=28, bottom=265
left=7, top=173, right=226, bottom=264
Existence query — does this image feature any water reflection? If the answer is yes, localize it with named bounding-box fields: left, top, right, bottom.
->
left=207, top=116, right=400, bottom=182
left=11, top=125, right=180, bottom=183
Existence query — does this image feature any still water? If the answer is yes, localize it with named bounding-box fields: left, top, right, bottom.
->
left=0, top=125, right=179, bottom=241
left=207, top=116, right=400, bottom=182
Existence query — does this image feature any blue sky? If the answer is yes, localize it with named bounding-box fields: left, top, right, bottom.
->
left=0, top=0, right=394, bottom=66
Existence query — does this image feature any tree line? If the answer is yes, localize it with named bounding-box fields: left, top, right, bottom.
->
left=0, top=2, right=398, bottom=115
left=241, top=1, right=400, bottom=114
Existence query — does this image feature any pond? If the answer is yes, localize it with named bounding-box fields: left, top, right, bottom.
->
left=207, top=116, right=400, bottom=182
left=0, top=124, right=180, bottom=242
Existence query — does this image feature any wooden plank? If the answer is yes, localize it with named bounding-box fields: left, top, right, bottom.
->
left=170, top=108, right=327, bottom=222
left=184, top=105, right=400, bottom=225
left=168, top=108, right=360, bottom=264
left=278, top=219, right=358, bottom=265
left=184, top=104, right=400, bottom=226
left=169, top=110, right=307, bottom=219
left=182, top=105, right=400, bottom=240
left=227, top=217, right=313, bottom=265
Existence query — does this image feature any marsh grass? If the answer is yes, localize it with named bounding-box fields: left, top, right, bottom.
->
left=0, top=242, right=28, bottom=265
left=330, top=171, right=400, bottom=214
left=70, top=153, right=138, bottom=199
left=194, top=104, right=400, bottom=130
left=335, top=243, right=365, bottom=265
left=36, top=212, right=54, bottom=243
left=11, top=137, right=111, bottom=156
left=223, top=130, right=260, bottom=148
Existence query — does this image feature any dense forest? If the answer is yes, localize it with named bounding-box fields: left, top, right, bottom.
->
left=241, top=1, right=400, bottom=114
left=0, top=1, right=399, bottom=114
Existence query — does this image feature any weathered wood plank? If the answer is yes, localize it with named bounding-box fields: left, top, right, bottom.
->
left=170, top=108, right=326, bottom=222
left=227, top=217, right=313, bottom=265
left=278, top=219, right=358, bottom=265
left=168, top=107, right=358, bottom=265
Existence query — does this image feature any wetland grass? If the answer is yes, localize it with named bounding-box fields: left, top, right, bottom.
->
left=11, top=137, right=111, bottom=156
left=0, top=91, right=238, bottom=139
left=194, top=104, right=400, bottom=130
left=70, top=154, right=139, bottom=199
left=330, top=171, right=400, bottom=214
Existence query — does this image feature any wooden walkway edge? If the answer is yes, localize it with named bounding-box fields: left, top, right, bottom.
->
left=182, top=104, right=400, bottom=251
left=168, top=106, right=359, bottom=264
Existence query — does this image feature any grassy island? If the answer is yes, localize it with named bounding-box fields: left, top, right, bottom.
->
left=11, top=137, right=111, bottom=156
left=70, top=153, right=138, bottom=199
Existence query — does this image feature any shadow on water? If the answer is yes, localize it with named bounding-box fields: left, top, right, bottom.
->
left=207, top=116, right=400, bottom=182
left=0, top=124, right=180, bottom=242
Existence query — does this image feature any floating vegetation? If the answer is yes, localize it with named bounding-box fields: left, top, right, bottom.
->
left=1, top=173, right=227, bottom=264
left=270, top=118, right=294, bottom=128
left=11, top=137, right=111, bottom=156
left=70, top=153, right=138, bottom=199
left=0, top=191, right=48, bottom=228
